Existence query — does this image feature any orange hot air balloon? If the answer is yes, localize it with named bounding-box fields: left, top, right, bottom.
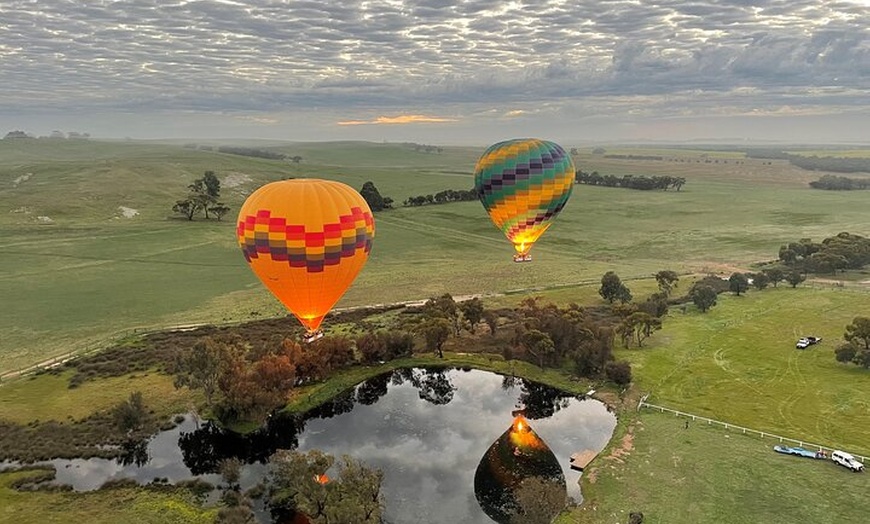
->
left=237, top=179, right=375, bottom=340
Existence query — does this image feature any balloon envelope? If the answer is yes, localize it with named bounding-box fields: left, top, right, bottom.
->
left=473, top=139, right=575, bottom=258
left=236, top=179, right=375, bottom=333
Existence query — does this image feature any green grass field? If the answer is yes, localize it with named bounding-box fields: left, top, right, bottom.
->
left=618, top=286, right=870, bottom=455
left=0, top=370, right=199, bottom=425
left=0, top=469, right=216, bottom=524
left=3, top=139, right=869, bottom=373
left=566, top=409, right=870, bottom=524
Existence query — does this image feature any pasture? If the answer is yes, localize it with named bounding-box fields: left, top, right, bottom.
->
left=568, top=409, right=870, bottom=524
left=2, top=139, right=868, bottom=374
left=619, top=286, right=870, bottom=456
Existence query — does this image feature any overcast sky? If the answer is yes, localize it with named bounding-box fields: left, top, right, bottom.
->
left=2, top=0, right=869, bottom=144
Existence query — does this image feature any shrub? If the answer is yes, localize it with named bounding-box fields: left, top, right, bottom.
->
left=605, top=360, right=633, bottom=387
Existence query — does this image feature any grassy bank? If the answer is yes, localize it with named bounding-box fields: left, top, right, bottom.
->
left=0, top=468, right=216, bottom=524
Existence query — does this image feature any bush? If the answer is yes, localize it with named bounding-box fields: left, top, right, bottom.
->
left=605, top=360, right=633, bottom=387
left=99, top=478, right=139, bottom=490
left=112, top=392, right=148, bottom=431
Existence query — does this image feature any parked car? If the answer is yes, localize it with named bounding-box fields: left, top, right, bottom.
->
left=831, top=450, right=865, bottom=472
left=796, top=336, right=822, bottom=349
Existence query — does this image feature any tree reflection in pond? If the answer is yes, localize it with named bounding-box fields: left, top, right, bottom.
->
left=118, top=438, right=149, bottom=468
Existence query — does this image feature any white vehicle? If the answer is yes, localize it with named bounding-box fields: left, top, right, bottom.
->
left=831, top=450, right=865, bottom=472
left=796, top=336, right=821, bottom=349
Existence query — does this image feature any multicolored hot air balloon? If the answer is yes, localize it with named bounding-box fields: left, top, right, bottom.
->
left=473, top=139, right=575, bottom=262
left=237, top=179, right=375, bottom=341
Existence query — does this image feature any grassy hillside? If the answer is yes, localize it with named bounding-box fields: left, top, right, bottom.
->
left=2, top=139, right=869, bottom=373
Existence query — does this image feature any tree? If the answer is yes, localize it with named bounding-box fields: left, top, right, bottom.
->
left=112, top=391, right=147, bottom=432
left=807, top=252, right=847, bottom=274
left=419, top=317, right=451, bottom=358
left=691, top=285, right=717, bottom=312
left=216, top=456, right=255, bottom=523
left=637, top=292, right=668, bottom=318
left=763, top=267, right=785, bottom=287
left=518, top=329, right=556, bottom=368
left=174, top=171, right=222, bottom=220
left=835, top=342, right=858, bottom=364
left=356, top=332, right=387, bottom=364
left=483, top=310, right=500, bottom=336
left=728, top=272, right=749, bottom=296
left=654, top=270, right=680, bottom=296
left=618, top=312, right=662, bottom=348
left=209, top=203, right=231, bottom=221
left=425, top=293, right=461, bottom=335
left=458, top=297, right=484, bottom=333
left=854, top=349, right=870, bottom=369
left=220, top=457, right=243, bottom=491
left=614, top=284, right=632, bottom=304
left=174, top=336, right=227, bottom=407
left=359, top=181, right=386, bottom=212
left=268, top=450, right=384, bottom=524
left=172, top=198, right=201, bottom=220
left=785, top=270, right=806, bottom=288
left=751, top=272, right=770, bottom=291
left=202, top=171, right=221, bottom=199
left=605, top=360, right=632, bottom=387
left=844, top=316, right=870, bottom=350
left=188, top=178, right=216, bottom=219
left=599, top=271, right=632, bottom=304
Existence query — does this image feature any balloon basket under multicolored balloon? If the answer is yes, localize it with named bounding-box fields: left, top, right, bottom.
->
left=302, top=329, right=324, bottom=344
left=512, top=253, right=533, bottom=263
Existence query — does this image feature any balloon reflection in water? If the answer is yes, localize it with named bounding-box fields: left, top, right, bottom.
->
left=474, top=414, right=567, bottom=523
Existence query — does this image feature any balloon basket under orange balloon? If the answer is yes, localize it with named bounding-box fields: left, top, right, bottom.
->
left=302, top=329, right=324, bottom=344
left=512, top=254, right=533, bottom=263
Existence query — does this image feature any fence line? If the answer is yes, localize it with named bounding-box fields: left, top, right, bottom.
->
left=638, top=399, right=868, bottom=463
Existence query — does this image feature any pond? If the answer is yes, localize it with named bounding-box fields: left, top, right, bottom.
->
left=15, top=367, right=617, bottom=523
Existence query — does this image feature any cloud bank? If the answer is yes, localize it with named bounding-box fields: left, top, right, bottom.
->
left=1, top=0, right=868, bottom=142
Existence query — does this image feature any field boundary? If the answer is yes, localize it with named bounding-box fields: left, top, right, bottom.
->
left=638, top=394, right=868, bottom=463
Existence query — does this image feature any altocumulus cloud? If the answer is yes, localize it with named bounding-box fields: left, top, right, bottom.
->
left=0, top=0, right=868, bottom=140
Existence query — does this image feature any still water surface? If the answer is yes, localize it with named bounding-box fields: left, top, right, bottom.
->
left=41, top=368, right=616, bottom=523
